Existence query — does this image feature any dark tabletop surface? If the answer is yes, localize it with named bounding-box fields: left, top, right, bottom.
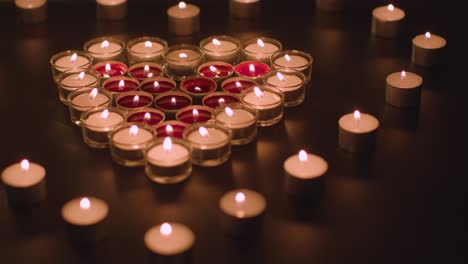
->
left=0, top=0, right=466, bottom=263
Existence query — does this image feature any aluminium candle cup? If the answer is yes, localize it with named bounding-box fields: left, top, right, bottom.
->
left=80, top=107, right=126, bottom=149
left=154, top=91, right=193, bottom=120
left=115, top=91, right=154, bottom=114
left=92, top=60, right=128, bottom=81
left=241, top=37, right=283, bottom=63
left=50, top=50, right=93, bottom=83
left=15, top=0, right=47, bottom=24
left=183, top=123, right=232, bottom=167
left=240, top=86, right=284, bottom=127
left=126, top=36, right=168, bottom=65
left=96, top=0, right=127, bottom=21
left=57, top=69, right=99, bottom=104
left=67, top=88, right=112, bottom=126
left=180, top=77, right=218, bottom=104
left=175, top=105, right=214, bottom=125
left=154, top=121, right=189, bottom=139
left=386, top=72, right=423, bottom=108
left=338, top=112, right=379, bottom=153
left=198, top=61, right=235, bottom=85
left=199, top=35, right=241, bottom=64
left=126, top=108, right=166, bottom=128
left=167, top=2, right=200, bottom=36
left=1, top=161, right=46, bottom=208
left=83, top=37, right=126, bottom=63
left=284, top=152, right=327, bottom=197
left=271, top=50, right=313, bottom=84
left=202, top=92, right=240, bottom=109
left=411, top=33, right=447, bottom=67
left=163, top=44, right=205, bottom=81
left=229, top=0, right=260, bottom=19
left=140, top=77, right=177, bottom=96
left=262, top=68, right=306, bottom=107
left=145, top=138, right=192, bottom=184
left=315, top=0, right=344, bottom=13
left=221, top=77, right=259, bottom=94
left=102, top=76, right=139, bottom=105
left=128, top=62, right=164, bottom=82
left=214, top=104, right=258, bottom=146
left=371, top=5, right=405, bottom=38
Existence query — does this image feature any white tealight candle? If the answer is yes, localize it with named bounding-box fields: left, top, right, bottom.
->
left=412, top=32, right=447, bottom=67
left=167, top=1, right=200, bottom=35
left=264, top=70, right=306, bottom=107
left=68, top=88, right=111, bottom=126
left=164, top=45, right=204, bottom=80
left=241, top=86, right=284, bottom=126
left=242, top=38, right=282, bottom=63
left=1, top=159, right=46, bottom=207
left=57, top=70, right=99, bottom=104
left=84, top=38, right=125, bottom=62
left=200, top=36, right=241, bottom=64
left=338, top=110, right=379, bottom=153
left=215, top=106, right=257, bottom=145
left=61, top=197, right=109, bottom=243
left=219, top=189, right=266, bottom=236
left=50, top=51, right=93, bottom=82
left=126, top=37, right=168, bottom=65
left=110, top=124, right=154, bottom=167
left=185, top=124, right=231, bottom=167
left=81, top=107, right=125, bottom=149
left=386, top=71, right=423, bottom=108
left=229, top=0, right=260, bottom=19
left=284, top=150, right=328, bottom=196
left=271, top=50, right=314, bottom=83
left=371, top=4, right=405, bottom=38
left=145, top=222, right=195, bottom=261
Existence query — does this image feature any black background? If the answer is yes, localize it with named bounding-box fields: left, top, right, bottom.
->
left=0, top=0, right=467, bottom=263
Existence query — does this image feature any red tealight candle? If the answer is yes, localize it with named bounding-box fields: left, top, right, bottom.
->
left=221, top=77, right=258, bottom=94
left=176, top=106, right=214, bottom=124
left=202, top=92, right=240, bottom=109
left=92, top=61, right=128, bottom=78
left=140, top=77, right=177, bottom=95
left=103, top=76, right=140, bottom=93
left=180, top=77, right=217, bottom=97
left=154, top=121, right=189, bottom=139
left=234, top=61, right=270, bottom=79
left=128, top=62, right=164, bottom=81
left=127, top=108, right=166, bottom=127
left=116, top=92, right=154, bottom=111
left=154, top=91, right=193, bottom=119
left=198, top=61, right=234, bottom=79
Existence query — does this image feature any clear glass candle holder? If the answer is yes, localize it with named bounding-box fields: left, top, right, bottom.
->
left=241, top=37, right=283, bottom=63
left=57, top=69, right=99, bottom=104
left=139, top=77, right=177, bottom=96
left=176, top=105, right=214, bottom=125
left=108, top=122, right=155, bottom=167
left=180, top=77, right=218, bottom=104
left=81, top=107, right=126, bottom=149
left=221, top=77, right=259, bottom=94
left=214, top=104, right=258, bottom=146
left=240, top=86, right=284, bottom=127
left=128, top=62, right=164, bottom=82
left=50, top=50, right=93, bottom=82
left=127, top=108, right=166, bottom=128
left=154, top=121, right=189, bottom=139
left=202, top=92, right=240, bottom=109
left=126, top=36, right=168, bottom=65
left=145, top=137, right=192, bottom=184
left=115, top=91, right=154, bottom=114
left=262, top=68, right=306, bottom=107
left=183, top=123, right=231, bottom=167
left=102, top=76, right=140, bottom=105
left=92, top=61, right=128, bottom=81
left=83, top=37, right=126, bottom=63
left=67, top=88, right=111, bottom=126
left=270, top=50, right=313, bottom=83
left=154, top=91, right=193, bottom=120
left=163, top=44, right=204, bottom=81
left=198, top=61, right=234, bottom=85
left=200, top=35, right=241, bottom=64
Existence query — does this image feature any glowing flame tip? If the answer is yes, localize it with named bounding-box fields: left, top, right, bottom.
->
left=257, top=39, right=265, bottom=48
left=299, top=150, right=308, bottom=162
left=387, top=4, right=394, bottom=12
left=20, top=159, right=30, bottom=171
left=144, top=41, right=152, bottom=48
left=80, top=198, right=90, bottom=210
left=101, top=40, right=110, bottom=49
left=163, top=137, right=173, bottom=152
left=199, top=127, right=209, bottom=137
left=101, top=109, right=110, bottom=119
left=160, top=223, right=172, bottom=236
left=235, top=192, right=246, bottom=203
left=129, top=125, right=139, bottom=136
left=212, top=38, right=221, bottom=46
left=354, top=110, right=361, bottom=120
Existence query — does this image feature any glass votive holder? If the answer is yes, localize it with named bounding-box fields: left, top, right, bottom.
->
left=262, top=68, right=306, bottom=107
left=198, top=61, right=234, bottom=85
left=128, top=62, right=164, bottom=82
left=145, top=137, right=192, bottom=184
left=115, top=91, right=154, bottom=113
left=180, top=77, right=217, bottom=104
left=270, top=50, right=313, bottom=83
left=200, top=35, right=241, bottom=64
left=240, top=86, right=284, bottom=127
left=126, top=36, right=168, bottom=65
left=67, top=88, right=111, bottom=126
left=241, top=37, right=283, bottom=63
left=102, top=76, right=139, bottom=105
left=184, top=123, right=232, bottom=167
left=202, top=92, right=240, bottom=109
left=176, top=105, right=214, bottom=125
left=83, top=37, right=126, bottom=63
left=163, top=44, right=204, bottom=81
left=92, top=61, right=128, bottom=81
left=234, top=61, right=271, bottom=82
left=50, top=50, right=93, bottom=82
left=154, top=121, right=189, bottom=139
left=154, top=91, right=193, bottom=120
left=140, top=77, right=177, bottom=96
left=127, top=108, right=166, bottom=128
left=221, top=77, right=259, bottom=94
left=81, top=107, right=125, bottom=149
left=108, top=123, right=155, bottom=167
left=56, top=69, right=99, bottom=104
left=214, top=104, right=258, bottom=146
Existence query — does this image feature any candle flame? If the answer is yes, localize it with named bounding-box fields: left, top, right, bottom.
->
left=276, top=72, right=286, bottom=81
left=299, top=150, right=308, bottom=162
left=354, top=110, right=361, bottom=120
left=387, top=4, right=394, bottom=12
left=78, top=72, right=85, bottom=80
left=89, top=88, right=98, bottom=100
left=225, top=107, right=234, bottom=117
left=105, top=63, right=111, bottom=73
left=154, top=81, right=159, bottom=89
left=166, top=125, right=174, bottom=134
left=133, top=95, right=140, bottom=105
left=285, top=54, right=291, bottom=62
left=101, top=109, right=109, bottom=119
left=210, top=65, right=218, bottom=73
left=144, top=112, right=151, bottom=121
left=144, top=65, right=150, bottom=73
left=118, top=80, right=125, bottom=89
left=253, top=86, right=264, bottom=98
left=235, top=192, right=246, bottom=203
left=199, top=127, right=209, bottom=137
left=249, top=64, right=255, bottom=74
left=160, top=223, right=172, bottom=236
left=129, top=125, right=139, bottom=136
left=80, top=198, right=91, bottom=210
left=20, top=159, right=30, bottom=171
left=257, top=39, right=265, bottom=48
left=178, top=1, right=187, bottom=9
left=163, top=137, right=173, bottom=152
left=144, top=41, right=152, bottom=48
left=235, top=81, right=242, bottom=87
left=212, top=38, right=221, bottom=46
left=425, top=32, right=431, bottom=39
left=70, top=53, right=78, bottom=63
left=194, top=87, right=202, bottom=93
left=193, top=109, right=199, bottom=120
left=101, top=40, right=110, bottom=49
left=179, top=52, right=188, bottom=59
left=171, top=97, right=176, bottom=106
left=218, top=98, right=226, bottom=105
left=401, top=71, right=406, bottom=79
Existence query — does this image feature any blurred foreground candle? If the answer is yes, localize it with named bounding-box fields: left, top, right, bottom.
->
left=109, top=124, right=154, bottom=167
left=176, top=105, right=214, bottom=125
left=163, top=44, right=204, bottom=80
left=242, top=37, right=282, bottom=63
left=284, top=150, right=327, bottom=196
left=412, top=32, right=447, bottom=67
left=263, top=69, right=306, bottom=107
left=1, top=159, right=46, bottom=207
left=15, top=0, right=47, bottom=24
left=371, top=4, right=405, bottom=38
left=67, top=88, right=111, bottom=126
left=50, top=50, right=93, bottom=82
left=145, top=137, right=192, bottom=184
left=167, top=1, right=200, bottom=35
left=154, top=91, right=193, bottom=119
left=184, top=124, right=231, bottom=167
left=96, top=0, right=126, bottom=21
left=200, top=36, right=241, bottom=64
left=386, top=71, right=423, bottom=108
left=57, top=69, right=99, bottom=104
left=126, top=37, right=168, bottom=65
left=81, top=107, right=125, bottom=148
left=215, top=105, right=257, bottom=145
left=145, top=223, right=195, bottom=262
left=219, top=189, right=266, bottom=236
left=84, top=37, right=125, bottom=62
left=271, top=50, right=313, bottom=83
left=61, top=197, right=109, bottom=243
left=229, top=0, right=260, bottom=19
left=240, top=86, right=284, bottom=126
left=316, top=0, right=344, bottom=12
left=338, top=110, right=379, bottom=153
left=154, top=121, right=189, bottom=139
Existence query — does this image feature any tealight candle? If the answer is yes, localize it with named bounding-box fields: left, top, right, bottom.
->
left=284, top=150, right=327, bottom=196
left=109, top=123, right=154, bottom=167
left=154, top=91, right=193, bottom=119
left=81, top=107, right=125, bottom=148
left=338, top=110, right=379, bottom=153
left=163, top=44, right=204, bottom=80
left=234, top=61, right=271, bottom=81
left=127, top=108, right=166, bottom=128
left=271, top=50, right=313, bottom=83
left=221, top=77, right=258, bottom=94
left=56, top=69, right=99, bottom=104
left=1, top=159, right=46, bottom=207
left=92, top=61, right=128, bottom=80
left=140, top=77, right=177, bottom=96
left=145, top=137, right=192, bottom=184
left=215, top=105, right=257, bottom=145
left=412, top=32, right=447, bottom=67
left=115, top=91, right=154, bottom=113
left=144, top=222, right=195, bottom=262
left=386, top=71, right=423, bottom=108
left=200, top=35, right=241, bottom=64
left=167, top=1, right=200, bottom=35
left=176, top=105, right=214, bottom=125
left=229, top=0, right=260, bottom=19
left=126, top=36, right=168, bottom=65
left=240, top=86, right=284, bottom=126
left=84, top=37, right=125, bottom=62
left=198, top=61, right=234, bottom=84
left=50, top=50, right=93, bottom=82
left=96, top=0, right=127, bottom=21
left=61, top=196, right=109, bottom=243
left=15, top=0, right=47, bottom=24
left=202, top=92, right=240, bottom=109
left=184, top=124, right=231, bottom=167
left=154, top=121, right=189, bottom=139
left=180, top=77, right=217, bottom=104
left=219, top=189, right=266, bottom=236
left=371, top=4, right=405, bottom=38
left=128, top=62, right=164, bottom=81
left=102, top=76, right=139, bottom=104
left=67, top=88, right=111, bottom=126
left=263, top=69, right=306, bottom=107
left=316, top=0, right=344, bottom=12
left=241, top=37, right=282, bottom=63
